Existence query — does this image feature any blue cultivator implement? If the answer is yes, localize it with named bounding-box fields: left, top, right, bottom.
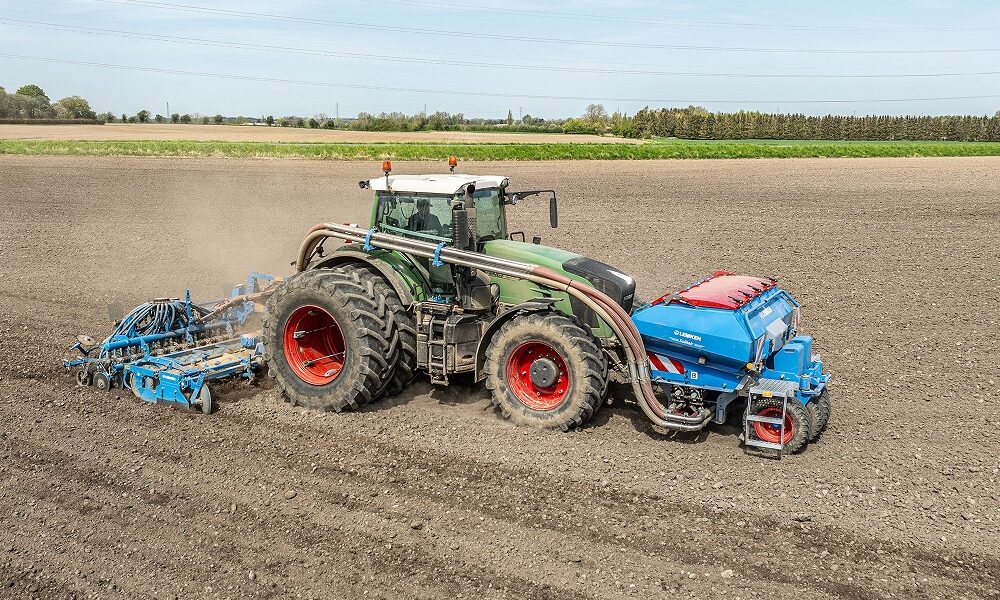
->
left=64, top=274, right=280, bottom=413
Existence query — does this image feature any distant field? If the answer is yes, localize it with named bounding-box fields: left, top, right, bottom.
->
left=3, top=137, right=1000, bottom=160
left=0, top=123, right=637, bottom=145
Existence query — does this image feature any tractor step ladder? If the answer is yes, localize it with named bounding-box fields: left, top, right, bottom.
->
left=426, top=313, right=449, bottom=385
left=743, top=379, right=798, bottom=458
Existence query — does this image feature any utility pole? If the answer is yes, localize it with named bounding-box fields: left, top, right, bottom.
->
left=166, top=101, right=170, bottom=117
left=519, top=106, right=522, bottom=122
left=335, top=102, right=339, bottom=122
left=423, top=103, right=427, bottom=117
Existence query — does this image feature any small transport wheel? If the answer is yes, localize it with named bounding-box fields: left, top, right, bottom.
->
left=76, top=369, right=92, bottom=387
left=93, top=372, right=112, bottom=392
left=815, top=387, right=831, bottom=433
left=263, top=269, right=394, bottom=412
left=804, top=388, right=831, bottom=441
left=805, top=401, right=821, bottom=442
left=484, top=312, right=607, bottom=431
left=747, top=397, right=809, bottom=454
left=197, top=384, right=213, bottom=415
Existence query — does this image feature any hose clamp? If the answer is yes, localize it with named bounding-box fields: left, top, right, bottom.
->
left=363, top=228, right=377, bottom=251
left=432, top=242, right=447, bottom=267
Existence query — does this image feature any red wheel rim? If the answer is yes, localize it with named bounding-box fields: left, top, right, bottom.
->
left=505, top=341, right=570, bottom=411
left=753, top=406, right=794, bottom=444
left=282, top=305, right=346, bottom=386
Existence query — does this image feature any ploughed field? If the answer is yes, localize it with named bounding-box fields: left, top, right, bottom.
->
left=0, top=156, right=998, bottom=600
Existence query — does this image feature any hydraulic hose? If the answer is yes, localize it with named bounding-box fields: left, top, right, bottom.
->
left=295, top=223, right=699, bottom=431
left=530, top=266, right=680, bottom=427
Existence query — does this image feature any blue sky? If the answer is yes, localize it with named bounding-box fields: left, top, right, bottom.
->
left=3, top=0, right=1000, bottom=119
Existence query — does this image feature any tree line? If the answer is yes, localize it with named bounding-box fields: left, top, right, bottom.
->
left=0, top=84, right=97, bottom=121
left=625, top=106, right=1000, bottom=142
left=5, top=81, right=1000, bottom=141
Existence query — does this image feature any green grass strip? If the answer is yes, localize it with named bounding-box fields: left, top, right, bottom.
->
left=4, top=139, right=1000, bottom=160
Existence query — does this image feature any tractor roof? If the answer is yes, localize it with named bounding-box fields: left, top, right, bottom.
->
left=366, top=174, right=509, bottom=195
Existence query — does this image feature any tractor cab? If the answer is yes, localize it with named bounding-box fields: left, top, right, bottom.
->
left=360, top=162, right=559, bottom=303
left=361, top=160, right=558, bottom=249
left=362, top=172, right=509, bottom=299
left=365, top=173, right=512, bottom=245
left=356, top=160, right=630, bottom=335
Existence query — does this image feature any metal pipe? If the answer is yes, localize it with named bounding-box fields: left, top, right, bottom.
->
left=299, top=223, right=540, bottom=275
left=656, top=407, right=713, bottom=426
left=199, top=286, right=280, bottom=323
left=295, top=224, right=698, bottom=431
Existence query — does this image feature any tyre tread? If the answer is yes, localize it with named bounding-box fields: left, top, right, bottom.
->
left=263, top=269, right=393, bottom=411
left=484, top=312, right=606, bottom=431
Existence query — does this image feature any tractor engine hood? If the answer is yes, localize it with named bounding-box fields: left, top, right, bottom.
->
left=482, top=239, right=636, bottom=317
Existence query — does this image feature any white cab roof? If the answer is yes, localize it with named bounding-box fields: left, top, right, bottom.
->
left=366, top=174, right=509, bottom=195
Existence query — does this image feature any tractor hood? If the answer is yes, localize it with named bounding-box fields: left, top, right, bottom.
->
left=482, top=239, right=636, bottom=318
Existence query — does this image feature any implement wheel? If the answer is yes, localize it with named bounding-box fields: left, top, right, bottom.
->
left=264, top=269, right=394, bottom=412
left=747, top=397, right=809, bottom=454
left=485, top=312, right=606, bottom=431
left=805, top=388, right=831, bottom=441
left=198, top=384, right=213, bottom=415
left=76, top=369, right=92, bottom=387
left=93, top=372, right=111, bottom=392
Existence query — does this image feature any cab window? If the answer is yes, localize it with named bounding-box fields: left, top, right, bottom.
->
left=473, top=188, right=506, bottom=241
left=377, top=193, right=453, bottom=242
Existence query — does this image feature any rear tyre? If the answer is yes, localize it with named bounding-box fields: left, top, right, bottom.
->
left=805, top=401, right=821, bottom=442
left=263, top=269, right=393, bottom=412
left=313, top=265, right=400, bottom=401
left=747, top=397, right=809, bottom=454
left=338, top=263, right=417, bottom=396
left=484, top=312, right=606, bottom=431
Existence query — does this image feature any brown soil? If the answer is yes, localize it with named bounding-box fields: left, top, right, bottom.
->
left=0, top=124, right=641, bottom=145
left=0, top=156, right=998, bottom=600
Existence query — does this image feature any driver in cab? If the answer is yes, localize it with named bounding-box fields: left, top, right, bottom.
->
left=408, top=198, right=442, bottom=233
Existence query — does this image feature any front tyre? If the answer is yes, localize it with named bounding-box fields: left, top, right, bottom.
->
left=484, top=312, right=606, bottom=431
left=263, top=270, right=392, bottom=412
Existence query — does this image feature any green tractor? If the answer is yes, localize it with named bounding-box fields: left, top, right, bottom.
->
left=264, top=160, right=831, bottom=452
left=263, top=160, right=633, bottom=431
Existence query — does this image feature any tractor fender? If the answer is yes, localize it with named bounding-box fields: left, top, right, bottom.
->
left=311, top=247, right=424, bottom=306
left=474, top=299, right=558, bottom=381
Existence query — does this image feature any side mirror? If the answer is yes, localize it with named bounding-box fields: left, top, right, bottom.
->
left=549, top=194, right=558, bottom=228
left=452, top=207, right=470, bottom=250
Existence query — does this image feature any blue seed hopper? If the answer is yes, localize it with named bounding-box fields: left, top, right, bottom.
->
left=632, top=272, right=830, bottom=451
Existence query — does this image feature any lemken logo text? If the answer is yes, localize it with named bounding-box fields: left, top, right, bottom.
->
left=673, top=330, right=702, bottom=342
